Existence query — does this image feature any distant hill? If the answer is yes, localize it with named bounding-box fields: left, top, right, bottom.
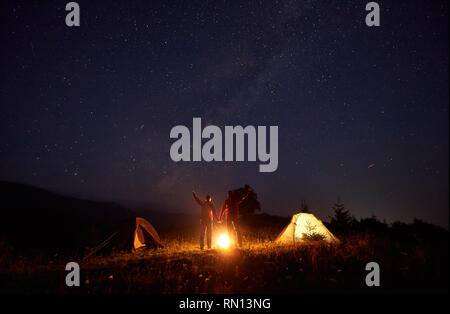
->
left=0, top=181, right=135, bottom=255
left=0, top=181, right=210, bottom=255
left=124, top=201, right=198, bottom=230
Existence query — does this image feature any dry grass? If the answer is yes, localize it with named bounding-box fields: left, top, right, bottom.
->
left=1, top=232, right=447, bottom=293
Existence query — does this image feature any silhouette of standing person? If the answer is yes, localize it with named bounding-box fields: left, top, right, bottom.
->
left=192, top=190, right=217, bottom=250
left=219, top=187, right=251, bottom=248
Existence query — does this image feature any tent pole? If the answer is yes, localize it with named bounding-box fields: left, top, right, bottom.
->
left=82, top=232, right=118, bottom=261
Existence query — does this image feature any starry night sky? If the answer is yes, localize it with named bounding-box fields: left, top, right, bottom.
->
left=0, top=0, right=448, bottom=226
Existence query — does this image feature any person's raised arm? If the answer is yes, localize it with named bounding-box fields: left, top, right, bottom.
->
left=239, top=189, right=251, bottom=204
left=192, top=190, right=203, bottom=205
left=218, top=201, right=227, bottom=221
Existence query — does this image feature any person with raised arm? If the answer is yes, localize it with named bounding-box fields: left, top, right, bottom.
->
left=192, top=190, right=217, bottom=250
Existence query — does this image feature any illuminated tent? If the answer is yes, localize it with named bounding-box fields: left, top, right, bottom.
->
left=84, top=217, right=163, bottom=258
left=128, top=217, right=163, bottom=250
left=275, top=213, right=339, bottom=244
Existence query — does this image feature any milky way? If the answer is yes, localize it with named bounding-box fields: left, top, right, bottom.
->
left=0, top=0, right=448, bottom=226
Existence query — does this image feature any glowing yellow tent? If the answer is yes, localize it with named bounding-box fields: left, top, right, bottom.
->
left=275, top=213, right=339, bottom=244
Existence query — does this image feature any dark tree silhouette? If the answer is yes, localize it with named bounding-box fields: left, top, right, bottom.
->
left=329, top=197, right=354, bottom=235
left=358, top=216, right=389, bottom=235
left=234, top=184, right=261, bottom=217
left=299, top=199, right=310, bottom=213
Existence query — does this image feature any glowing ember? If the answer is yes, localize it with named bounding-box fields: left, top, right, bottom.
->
left=217, top=233, right=230, bottom=248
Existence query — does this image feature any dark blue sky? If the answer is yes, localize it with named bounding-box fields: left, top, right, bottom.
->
left=0, top=0, right=448, bottom=226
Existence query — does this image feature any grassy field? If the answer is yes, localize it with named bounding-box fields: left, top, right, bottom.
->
left=0, top=231, right=447, bottom=294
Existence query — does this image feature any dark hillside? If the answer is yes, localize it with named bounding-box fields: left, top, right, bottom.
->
left=0, top=181, right=134, bottom=255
